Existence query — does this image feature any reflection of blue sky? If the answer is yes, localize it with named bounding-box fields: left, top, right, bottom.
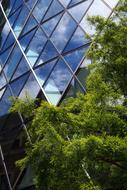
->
left=22, top=15, right=37, bottom=35
left=12, top=57, right=30, bottom=80
left=0, top=47, right=12, bottom=66
left=0, top=22, right=10, bottom=49
left=59, top=0, right=70, bottom=7
left=43, top=0, right=63, bottom=21
left=26, top=28, right=47, bottom=66
left=0, top=73, right=6, bottom=89
left=0, top=88, right=5, bottom=99
left=13, top=6, right=29, bottom=37
left=64, top=47, right=89, bottom=71
left=19, top=73, right=40, bottom=99
left=64, top=27, right=89, bottom=52
left=0, top=87, right=12, bottom=116
left=69, top=0, right=84, bottom=6
left=32, top=0, right=52, bottom=23
left=42, top=14, right=62, bottom=37
left=37, top=41, right=58, bottom=65
left=4, top=45, right=22, bottom=80
left=10, top=73, right=29, bottom=96
left=44, top=59, right=72, bottom=104
left=35, top=59, right=57, bottom=85
left=51, top=12, right=77, bottom=52
left=19, top=29, right=36, bottom=51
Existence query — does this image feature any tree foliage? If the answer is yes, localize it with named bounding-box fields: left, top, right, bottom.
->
left=10, top=1, right=127, bottom=190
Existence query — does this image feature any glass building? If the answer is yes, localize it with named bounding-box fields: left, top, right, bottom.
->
left=0, top=0, right=119, bottom=189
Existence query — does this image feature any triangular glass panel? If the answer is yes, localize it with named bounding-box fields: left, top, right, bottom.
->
left=64, top=27, right=90, bottom=52
left=22, top=15, right=38, bottom=35
left=32, top=0, right=52, bottom=23
left=43, top=0, right=64, bottom=21
left=10, top=0, right=23, bottom=15
left=25, top=0, right=37, bottom=9
left=0, top=87, right=12, bottom=117
left=17, top=167, right=33, bottom=189
left=19, top=73, right=40, bottom=99
left=61, top=77, right=84, bottom=104
left=69, top=0, right=85, bottom=7
left=12, top=57, right=30, bottom=80
left=0, top=88, right=6, bottom=100
left=10, top=73, right=29, bottom=96
left=19, top=28, right=36, bottom=51
left=13, top=6, right=30, bottom=37
left=35, top=59, right=57, bottom=86
left=0, top=47, right=12, bottom=67
left=59, top=0, right=71, bottom=7
left=2, top=31, right=15, bottom=52
left=8, top=7, right=22, bottom=27
left=68, top=0, right=92, bottom=22
left=4, top=44, right=22, bottom=80
left=0, top=73, right=6, bottom=89
left=5, top=0, right=16, bottom=16
left=36, top=41, right=58, bottom=66
left=51, top=12, right=77, bottom=52
left=0, top=22, right=10, bottom=50
left=76, top=66, right=89, bottom=88
left=43, top=59, right=72, bottom=105
left=26, top=28, right=47, bottom=67
left=64, top=47, right=88, bottom=71
left=42, top=13, right=62, bottom=37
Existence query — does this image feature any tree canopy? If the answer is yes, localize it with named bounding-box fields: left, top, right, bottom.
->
left=10, top=1, right=127, bottom=190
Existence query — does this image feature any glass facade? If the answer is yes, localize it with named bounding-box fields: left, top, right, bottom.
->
left=0, top=0, right=119, bottom=189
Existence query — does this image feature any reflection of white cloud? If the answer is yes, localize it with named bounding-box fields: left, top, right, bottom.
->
left=104, top=0, right=119, bottom=8
left=80, top=0, right=112, bottom=35
left=51, top=13, right=76, bottom=51
left=1, top=23, right=10, bottom=47
left=59, top=0, right=70, bottom=7
left=69, top=0, right=93, bottom=22
left=19, top=74, right=40, bottom=99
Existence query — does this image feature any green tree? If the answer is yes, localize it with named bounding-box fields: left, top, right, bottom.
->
left=10, top=1, right=127, bottom=190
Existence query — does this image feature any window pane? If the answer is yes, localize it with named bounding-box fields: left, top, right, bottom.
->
left=0, top=87, right=12, bottom=116
left=51, top=12, right=77, bottom=52
left=0, top=22, right=10, bottom=50
left=68, top=0, right=92, bottom=22
left=12, top=57, right=30, bottom=80
left=26, top=28, right=47, bottom=66
left=19, top=73, right=40, bottom=99
left=43, top=59, right=72, bottom=105
left=35, top=59, right=57, bottom=85
left=4, top=44, right=22, bottom=80
left=104, top=0, right=119, bottom=8
left=22, top=15, right=37, bottom=35
left=69, top=0, right=85, bottom=7
left=80, top=0, right=111, bottom=35
left=10, top=73, right=29, bottom=96
left=36, top=41, right=58, bottom=66
left=2, top=31, right=15, bottom=51
left=0, top=47, right=13, bottom=67
left=0, top=73, right=6, bottom=89
left=64, top=47, right=88, bottom=71
left=13, top=6, right=29, bottom=37
left=32, top=0, right=52, bottom=23
left=19, top=28, right=36, bottom=51
left=64, top=27, right=89, bottom=52
left=42, top=14, right=62, bottom=37
left=59, top=0, right=70, bottom=7
left=43, top=0, right=64, bottom=21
